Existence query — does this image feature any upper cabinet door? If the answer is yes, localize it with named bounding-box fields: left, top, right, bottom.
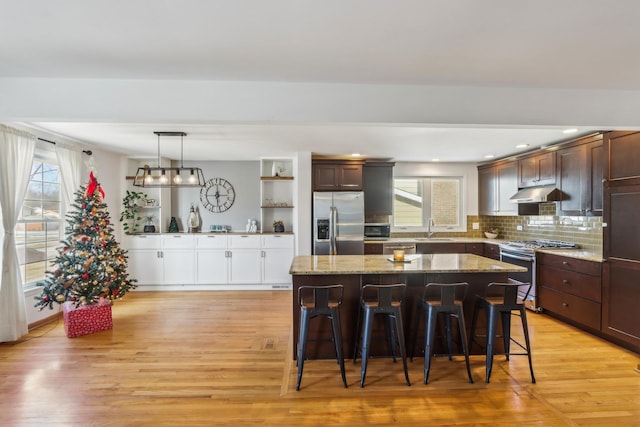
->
left=312, top=161, right=363, bottom=191
left=478, top=160, right=517, bottom=216
left=518, top=151, right=556, bottom=187
left=363, top=162, right=394, bottom=215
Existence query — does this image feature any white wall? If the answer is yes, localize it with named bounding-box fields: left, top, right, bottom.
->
left=170, top=161, right=259, bottom=232
left=394, top=162, right=479, bottom=216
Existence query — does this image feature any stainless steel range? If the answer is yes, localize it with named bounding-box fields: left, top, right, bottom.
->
left=499, top=240, right=578, bottom=312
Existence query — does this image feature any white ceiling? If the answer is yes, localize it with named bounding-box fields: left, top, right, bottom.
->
left=3, top=0, right=638, bottom=162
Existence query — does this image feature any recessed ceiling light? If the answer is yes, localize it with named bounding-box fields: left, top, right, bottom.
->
left=563, top=128, right=578, bottom=134
left=432, top=158, right=440, bottom=162
left=484, top=154, right=495, bottom=159
left=516, top=144, right=529, bottom=148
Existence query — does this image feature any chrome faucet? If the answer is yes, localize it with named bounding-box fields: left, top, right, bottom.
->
left=427, top=218, right=435, bottom=238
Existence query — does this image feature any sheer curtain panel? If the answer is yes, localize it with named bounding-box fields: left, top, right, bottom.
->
left=0, top=125, right=36, bottom=342
left=55, top=144, right=82, bottom=207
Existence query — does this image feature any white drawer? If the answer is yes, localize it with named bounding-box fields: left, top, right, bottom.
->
left=196, top=234, right=228, bottom=249
left=161, top=234, right=195, bottom=249
left=229, top=234, right=261, bottom=249
left=126, top=234, right=161, bottom=249
left=261, top=234, right=294, bottom=249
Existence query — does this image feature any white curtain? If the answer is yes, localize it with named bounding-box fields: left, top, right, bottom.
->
left=55, top=145, right=82, bottom=207
left=0, top=124, right=36, bottom=342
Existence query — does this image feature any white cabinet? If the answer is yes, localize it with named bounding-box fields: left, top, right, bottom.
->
left=228, top=235, right=262, bottom=284
left=125, top=233, right=294, bottom=288
left=261, top=235, right=294, bottom=284
left=161, top=235, right=195, bottom=285
left=126, top=235, right=163, bottom=285
left=195, top=234, right=229, bottom=284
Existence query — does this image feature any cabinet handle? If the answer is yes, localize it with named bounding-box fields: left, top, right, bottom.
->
left=563, top=279, right=569, bottom=284
left=562, top=302, right=569, bottom=307
left=562, top=261, right=569, bottom=265
left=173, top=235, right=181, bottom=238
left=261, top=251, right=266, bottom=258
left=138, top=235, right=147, bottom=238
left=240, top=235, right=249, bottom=238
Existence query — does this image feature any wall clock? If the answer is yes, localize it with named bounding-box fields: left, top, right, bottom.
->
left=200, top=178, right=236, bottom=213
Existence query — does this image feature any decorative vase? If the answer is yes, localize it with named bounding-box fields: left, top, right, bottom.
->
left=274, top=224, right=285, bottom=233
left=143, top=224, right=156, bottom=233
left=168, top=216, right=179, bottom=233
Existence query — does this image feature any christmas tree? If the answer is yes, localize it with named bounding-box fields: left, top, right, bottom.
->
left=34, top=172, right=136, bottom=310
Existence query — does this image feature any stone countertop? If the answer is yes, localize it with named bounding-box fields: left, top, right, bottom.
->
left=536, top=248, right=604, bottom=262
left=289, top=253, right=527, bottom=275
left=364, top=237, right=502, bottom=244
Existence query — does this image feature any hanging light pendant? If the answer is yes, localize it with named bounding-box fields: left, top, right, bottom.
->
left=133, top=132, right=206, bottom=188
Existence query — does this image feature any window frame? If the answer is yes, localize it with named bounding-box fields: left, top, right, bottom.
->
left=391, top=175, right=466, bottom=233
left=15, top=149, right=64, bottom=290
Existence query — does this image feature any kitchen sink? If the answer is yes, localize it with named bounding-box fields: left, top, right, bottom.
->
left=414, top=238, right=453, bottom=241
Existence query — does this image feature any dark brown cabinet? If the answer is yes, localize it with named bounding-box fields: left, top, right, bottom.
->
left=556, top=134, right=603, bottom=216
left=518, top=151, right=555, bottom=187
left=465, top=243, right=484, bottom=255
left=602, top=131, right=640, bottom=352
left=478, top=160, right=518, bottom=216
left=416, top=242, right=467, bottom=254
left=364, top=242, right=383, bottom=254
left=483, top=242, right=500, bottom=260
left=363, top=162, right=394, bottom=215
left=537, top=252, right=602, bottom=331
left=312, top=161, right=364, bottom=191
left=602, top=132, right=640, bottom=352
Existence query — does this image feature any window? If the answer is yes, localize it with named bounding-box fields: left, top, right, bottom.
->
left=392, top=177, right=465, bottom=232
left=15, top=158, right=62, bottom=287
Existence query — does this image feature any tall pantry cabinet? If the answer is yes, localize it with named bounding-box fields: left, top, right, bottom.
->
left=602, top=131, right=640, bottom=352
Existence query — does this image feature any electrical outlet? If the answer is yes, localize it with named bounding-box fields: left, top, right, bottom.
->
left=472, top=222, right=480, bottom=230
left=516, top=225, right=523, bottom=231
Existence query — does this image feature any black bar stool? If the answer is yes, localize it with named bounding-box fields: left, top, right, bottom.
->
left=353, top=283, right=410, bottom=388
left=469, top=282, right=536, bottom=384
left=410, top=282, right=473, bottom=384
left=296, top=285, right=348, bottom=391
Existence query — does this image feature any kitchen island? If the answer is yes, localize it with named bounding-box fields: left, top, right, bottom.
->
left=289, top=253, right=527, bottom=359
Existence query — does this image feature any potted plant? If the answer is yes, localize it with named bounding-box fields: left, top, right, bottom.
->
left=119, top=190, right=147, bottom=234
left=484, top=227, right=499, bottom=239
left=273, top=220, right=285, bottom=232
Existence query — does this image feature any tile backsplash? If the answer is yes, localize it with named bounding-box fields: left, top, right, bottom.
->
left=391, top=203, right=603, bottom=253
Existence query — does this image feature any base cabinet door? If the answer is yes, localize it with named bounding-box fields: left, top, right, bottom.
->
left=262, top=249, right=293, bottom=284
left=128, top=250, right=163, bottom=285
left=162, top=250, right=196, bottom=285
left=229, top=249, right=262, bottom=284
left=196, top=250, right=229, bottom=284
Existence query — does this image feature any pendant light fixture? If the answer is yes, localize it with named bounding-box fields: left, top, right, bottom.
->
left=133, top=131, right=206, bottom=188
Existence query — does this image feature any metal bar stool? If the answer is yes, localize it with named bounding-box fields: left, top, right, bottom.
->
left=469, top=282, right=536, bottom=384
left=410, top=282, right=473, bottom=384
left=296, top=285, right=348, bottom=391
left=353, top=283, right=411, bottom=388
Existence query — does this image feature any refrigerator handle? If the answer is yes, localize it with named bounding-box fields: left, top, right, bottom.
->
left=330, top=206, right=337, bottom=255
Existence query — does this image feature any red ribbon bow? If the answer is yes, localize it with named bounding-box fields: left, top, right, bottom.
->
left=87, top=171, right=105, bottom=199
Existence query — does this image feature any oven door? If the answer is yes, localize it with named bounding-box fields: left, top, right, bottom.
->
left=499, top=249, right=539, bottom=312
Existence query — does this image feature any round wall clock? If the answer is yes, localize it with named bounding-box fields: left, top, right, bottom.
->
left=200, top=178, right=236, bottom=213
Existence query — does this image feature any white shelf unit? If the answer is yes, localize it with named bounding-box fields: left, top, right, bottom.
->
left=260, top=158, right=294, bottom=233
left=124, top=158, right=171, bottom=233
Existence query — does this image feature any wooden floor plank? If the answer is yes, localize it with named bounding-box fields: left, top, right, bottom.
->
left=1, top=291, right=638, bottom=426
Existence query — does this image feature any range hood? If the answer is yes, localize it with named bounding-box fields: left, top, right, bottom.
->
left=510, top=184, right=562, bottom=203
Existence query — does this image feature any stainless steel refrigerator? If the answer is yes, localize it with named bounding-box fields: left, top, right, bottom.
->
left=313, top=191, right=364, bottom=255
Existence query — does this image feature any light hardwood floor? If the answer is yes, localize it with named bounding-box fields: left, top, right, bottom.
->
left=1, top=291, right=638, bottom=426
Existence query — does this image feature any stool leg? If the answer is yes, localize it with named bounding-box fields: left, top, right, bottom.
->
left=424, top=306, right=438, bottom=384
left=387, top=315, right=397, bottom=363
left=501, top=310, right=512, bottom=360
left=485, top=306, right=498, bottom=383
left=520, top=307, right=536, bottom=384
left=455, top=307, right=473, bottom=384
left=392, top=309, right=410, bottom=386
left=330, top=308, right=348, bottom=388
left=360, top=309, right=375, bottom=388
left=296, top=309, right=310, bottom=391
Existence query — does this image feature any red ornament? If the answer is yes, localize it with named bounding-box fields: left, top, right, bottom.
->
left=82, top=204, right=86, bottom=209
left=82, top=236, right=89, bottom=242
left=112, top=289, right=119, bottom=296
left=55, top=269, right=61, bottom=275
left=82, top=273, right=89, bottom=279
left=43, top=296, right=49, bottom=302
